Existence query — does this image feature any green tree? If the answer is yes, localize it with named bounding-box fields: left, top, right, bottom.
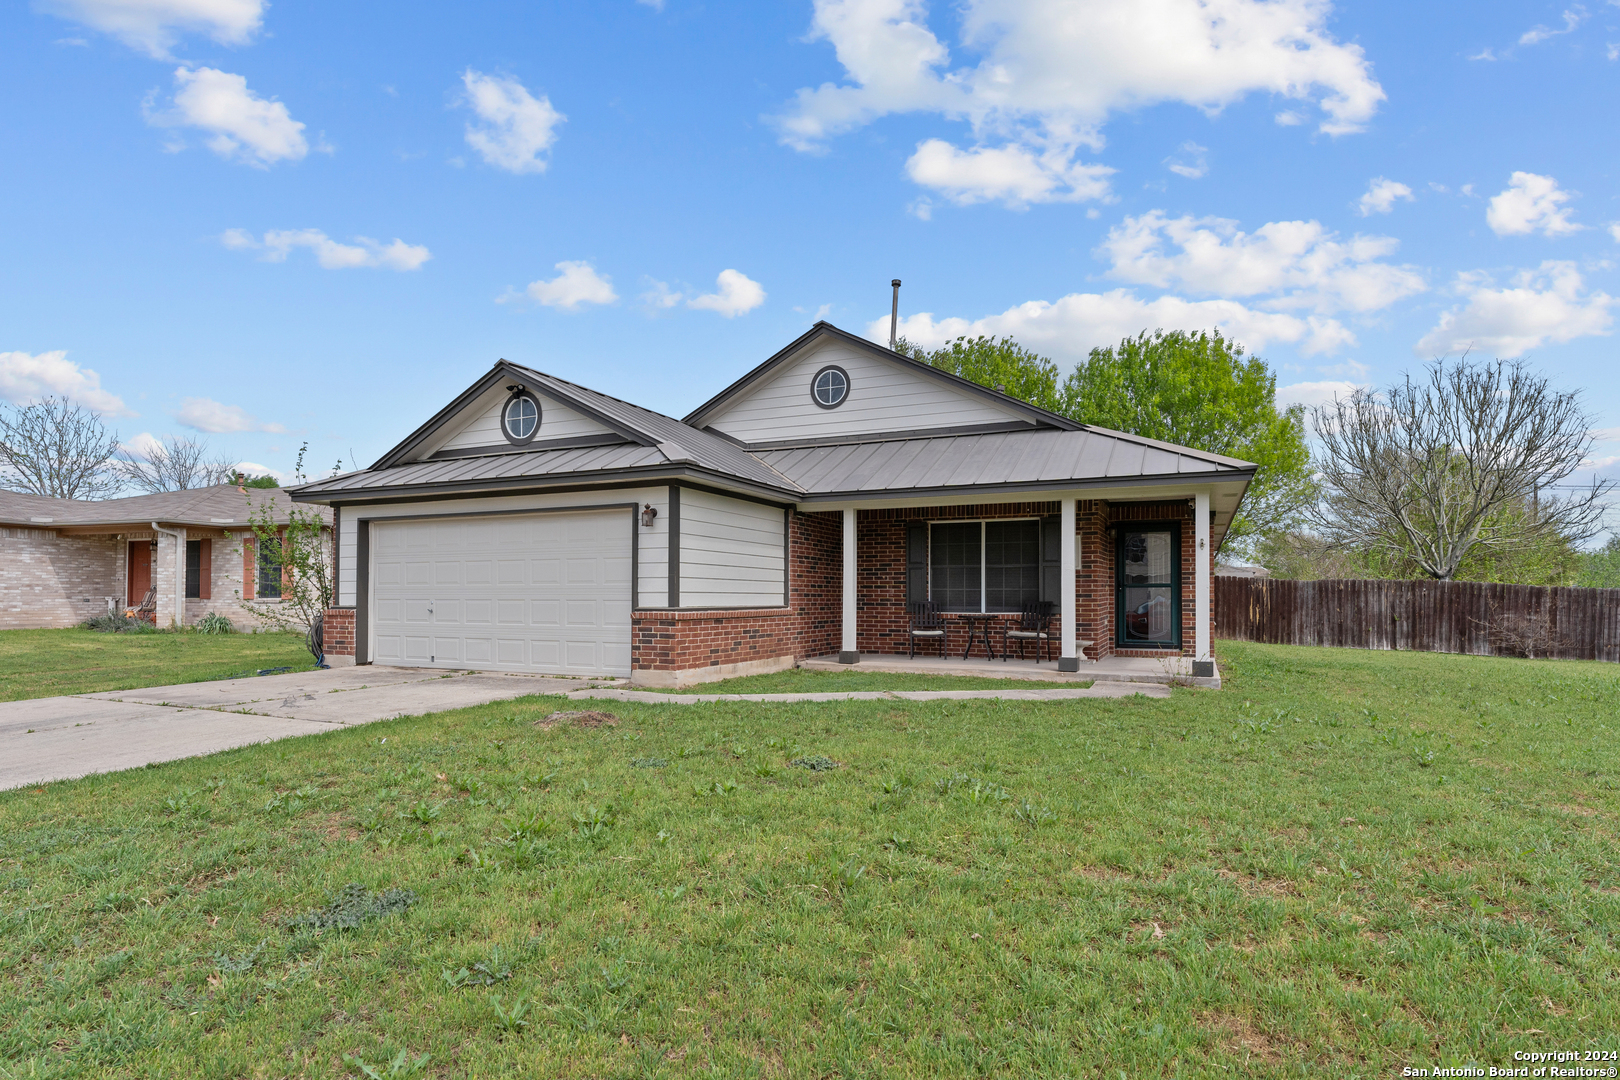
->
left=896, top=335, right=1064, bottom=414
left=1577, top=535, right=1620, bottom=588
left=1061, top=330, right=1314, bottom=545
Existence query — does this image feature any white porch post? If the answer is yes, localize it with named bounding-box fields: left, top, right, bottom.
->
left=839, top=507, right=859, bottom=663
left=1058, top=497, right=1079, bottom=671
left=1194, top=490, right=1212, bottom=673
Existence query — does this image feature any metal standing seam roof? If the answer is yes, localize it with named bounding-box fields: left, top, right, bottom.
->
left=303, top=443, right=674, bottom=495
left=753, top=428, right=1251, bottom=496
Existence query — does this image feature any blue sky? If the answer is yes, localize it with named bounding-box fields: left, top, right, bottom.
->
left=3, top=0, right=1617, bottom=515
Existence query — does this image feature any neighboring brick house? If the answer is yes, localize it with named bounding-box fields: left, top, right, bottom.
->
left=291, top=322, right=1254, bottom=686
left=0, top=485, right=331, bottom=631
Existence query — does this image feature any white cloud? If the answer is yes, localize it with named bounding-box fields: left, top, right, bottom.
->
left=637, top=0, right=665, bottom=9
left=776, top=0, right=1384, bottom=205
left=516, top=261, right=618, bottom=310
left=1416, top=261, right=1613, bottom=356
left=640, top=279, right=684, bottom=309
left=687, top=269, right=766, bottom=317
left=460, top=70, right=565, bottom=175
left=229, top=459, right=291, bottom=484
left=874, top=290, right=1355, bottom=362
left=1357, top=176, right=1413, bottom=216
left=1469, top=47, right=1497, bottom=61
left=146, top=66, right=307, bottom=167
left=1608, top=42, right=1618, bottom=61
left=40, top=0, right=263, bottom=58
left=1486, top=172, right=1580, bottom=237
left=1591, top=426, right=1620, bottom=442
left=1099, top=211, right=1427, bottom=315
left=1164, top=141, right=1208, bottom=179
left=1608, top=222, right=1620, bottom=243
left=120, top=431, right=165, bottom=461
left=1519, top=7, right=1586, bottom=46
left=175, top=396, right=285, bottom=433
left=1275, top=380, right=1365, bottom=409
left=0, top=350, right=132, bottom=416
left=222, top=228, right=431, bottom=270
left=904, top=138, right=1113, bottom=207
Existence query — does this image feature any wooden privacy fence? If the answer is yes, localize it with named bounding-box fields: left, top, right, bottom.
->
left=1215, top=577, right=1620, bottom=662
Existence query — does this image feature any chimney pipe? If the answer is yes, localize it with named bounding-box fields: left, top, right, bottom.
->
left=889, top=279, right=902, bottom=351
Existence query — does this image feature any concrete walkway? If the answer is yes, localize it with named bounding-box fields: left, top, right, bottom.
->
left=0, top=667, right=601, bottom=791
left=568, top=681, right=1171, bottom=706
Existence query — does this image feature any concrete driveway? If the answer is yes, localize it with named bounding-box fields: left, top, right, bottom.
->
left=0, top=667, right=602, bottom=791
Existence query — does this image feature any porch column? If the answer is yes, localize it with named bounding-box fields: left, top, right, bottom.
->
left=839, top=508, right=859, bottom=663
left=1194, top=489, right=1213, bottom=674
left=1058, top=497, right=1079, bottom=671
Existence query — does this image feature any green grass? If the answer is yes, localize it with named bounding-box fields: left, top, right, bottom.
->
left=642, top=667, right=1089, bottom=693
left=2, top=641, right=1618, bottom=1077
left=0, top=628, right=317, bottom=701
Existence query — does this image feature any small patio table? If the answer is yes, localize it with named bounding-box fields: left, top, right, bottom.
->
left=954, top=612, right=1000, bottom=660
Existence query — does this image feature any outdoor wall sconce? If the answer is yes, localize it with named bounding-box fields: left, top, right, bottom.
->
left=640, top=504, right=658, bottom=527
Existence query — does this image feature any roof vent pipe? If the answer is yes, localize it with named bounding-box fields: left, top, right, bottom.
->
left=889, top=279, right=902, bottom=352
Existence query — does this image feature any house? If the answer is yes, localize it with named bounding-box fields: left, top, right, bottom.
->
left=0, top=484, right=329, bottom=630
left=290, top=323, right=1254, bottom=686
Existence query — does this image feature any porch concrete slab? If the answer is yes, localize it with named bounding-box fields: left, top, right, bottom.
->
left=566, top=680, right=1169, bottom=705
left=800, top=653, right=1220, bottom=689
left=1, top=666, right=604, bottom=791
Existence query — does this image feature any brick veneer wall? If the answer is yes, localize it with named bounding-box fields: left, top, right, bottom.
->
left=322, top=607, right=356, bottom=657
left=0, top=528, right=120, bottom=629
left=631, top=508, right=842, bottom=672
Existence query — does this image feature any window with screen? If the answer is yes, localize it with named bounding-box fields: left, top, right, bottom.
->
left=927, top=519, right=1042, bottom=612
left=256, top=536, right=283, bottom=600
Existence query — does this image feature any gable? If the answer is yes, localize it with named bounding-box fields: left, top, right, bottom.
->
left=697, top=335, right=1040, bottom=446
left=412, top=381, right=621, bottom=460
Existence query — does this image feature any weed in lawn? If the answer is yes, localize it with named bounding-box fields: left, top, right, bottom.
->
left=789, top=755, right=840, bottom=772
left=490, top=994, right=531, bottom=1034
left=630, top=757, right=669, bottom=769
left=752, top=761, right=778, bottom=778
left=343, top=1049, right=430, bottom=1078
left=213, top=939, right=267, bottom=974
left=442, top=947, right=514, bottom=989
left=285, top=882, right=415, bottom=932
left=572, top=804, right=615, bottom=840
left=407, top=801, right=443, bottom=824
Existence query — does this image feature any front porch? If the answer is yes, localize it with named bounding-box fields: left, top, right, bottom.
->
left=801, top=651, right=1221, bottom=689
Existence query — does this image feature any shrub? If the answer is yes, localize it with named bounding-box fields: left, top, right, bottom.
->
left=195, top=612, right=234, bottom=635
left=82, top=612, right=156, bottom=634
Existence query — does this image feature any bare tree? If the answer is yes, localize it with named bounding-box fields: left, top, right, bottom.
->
left=116, top=435, right=239, bottom=493
left=1311, top=358, right=1612, bottom=581
left=0, top=396, right=124, bottom=499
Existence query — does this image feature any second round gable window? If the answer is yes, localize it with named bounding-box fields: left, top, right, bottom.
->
left=812, top=365, right=849, bottom=409
left=503, top=392, right=541, bottom=444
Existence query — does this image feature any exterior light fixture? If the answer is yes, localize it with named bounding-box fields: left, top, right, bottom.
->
left=640, top=504, right=658, bottom=527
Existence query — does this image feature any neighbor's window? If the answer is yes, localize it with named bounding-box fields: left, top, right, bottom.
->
left=185, top=539, right=202, bottom=599
left=928, top=520, right=1041, bottom=612
left=256, top=536, right=283, bottom=600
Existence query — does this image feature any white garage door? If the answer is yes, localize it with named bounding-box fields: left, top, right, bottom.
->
left=370, top=509, right=632, bottom=677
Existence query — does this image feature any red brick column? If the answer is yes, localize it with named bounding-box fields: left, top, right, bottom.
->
left=322, top=607, right=355, bottom=659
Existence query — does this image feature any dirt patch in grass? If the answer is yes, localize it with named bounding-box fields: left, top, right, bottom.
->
left=534, top=710, right=619, bottom=729
left=1201, top=1010, right=1287, bottom=1064
left=1216, top=867, right=1299, bottom=898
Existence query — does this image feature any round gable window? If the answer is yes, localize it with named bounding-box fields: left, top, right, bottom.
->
left=811, top=365, right=850, bottom=409
left=502, top=391, right=541, bottom=444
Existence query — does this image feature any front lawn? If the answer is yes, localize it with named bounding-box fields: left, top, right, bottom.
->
left=0, top=628, right=317, bottom=701
left=2, top=641, right=1617, bottom=1076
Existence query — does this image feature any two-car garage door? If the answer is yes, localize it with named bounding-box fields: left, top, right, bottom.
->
left=370, top=510, right=632, bottom=677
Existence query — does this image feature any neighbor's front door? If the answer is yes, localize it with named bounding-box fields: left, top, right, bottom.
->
left=127, top=540, right=152, bottom=606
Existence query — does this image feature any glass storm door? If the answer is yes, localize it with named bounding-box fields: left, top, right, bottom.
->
left=1116, top=528, right=1178, bottom=648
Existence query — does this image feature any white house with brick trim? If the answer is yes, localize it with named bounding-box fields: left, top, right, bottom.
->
left=0, top=485, right=330, bottom=631
left=291, top=323, right=1254, bottom=686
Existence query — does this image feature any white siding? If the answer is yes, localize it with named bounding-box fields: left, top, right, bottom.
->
left=337, top=512, right=358, bottom=606
left=677, top=488, right=784, bottom=608
left=336, top=486, right=671, bottom=612
left=417, top=384, right=618, bottom=458
left=704, top=339, right=1027, bottom=444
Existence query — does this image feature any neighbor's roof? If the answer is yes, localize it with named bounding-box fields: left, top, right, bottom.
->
left=0, top=484, right=327, bottom=529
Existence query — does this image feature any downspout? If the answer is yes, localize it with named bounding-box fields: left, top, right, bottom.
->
left=152, top=522, right=186, bottom=628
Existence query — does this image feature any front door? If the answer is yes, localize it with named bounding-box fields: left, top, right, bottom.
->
left=127, top=541, right=152, bottom=606
left=1116, top=526, right=1179, bottom=648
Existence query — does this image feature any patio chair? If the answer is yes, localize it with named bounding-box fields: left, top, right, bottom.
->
left=906, top=601, right=948, bottom=659
left=1003, top=600, right=1055, bottom=663
left=134, top=587, right=157, bottom=625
